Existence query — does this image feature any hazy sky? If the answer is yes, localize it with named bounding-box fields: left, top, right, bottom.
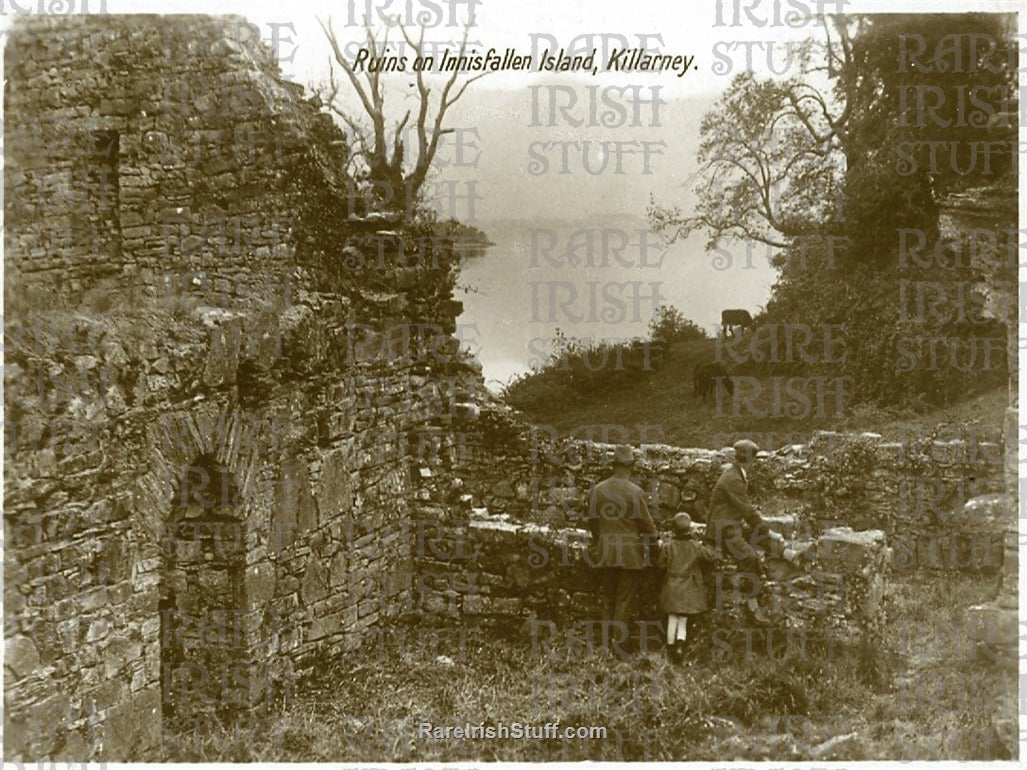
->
left=88, top=0, right=1023, bottom=91
left=3, top=0, right=1020, bottom=383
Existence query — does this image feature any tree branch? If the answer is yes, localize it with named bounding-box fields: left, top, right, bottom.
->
left=318, top=16, right=378, bottom=123
left=319, top=15, right=491, bottom=214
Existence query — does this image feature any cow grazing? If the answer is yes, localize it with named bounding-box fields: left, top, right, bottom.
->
left=721, top=308, right=753, bottom=338
left=693, top=361, right=734, bottom=404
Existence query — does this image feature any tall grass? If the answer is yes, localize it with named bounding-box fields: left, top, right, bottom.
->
left=161, top=572, right=1017, bottom=762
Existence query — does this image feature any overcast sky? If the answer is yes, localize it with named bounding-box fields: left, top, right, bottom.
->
left=2, top=0, right=1021, bottom=383
left=47, top=0, right=1021, bottom=95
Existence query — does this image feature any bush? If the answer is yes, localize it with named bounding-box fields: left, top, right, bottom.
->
left=745, top=237, right=1007, bottom=410
left=649, top=304, right=711, bottom=344
left=503, top=329, right=662, bottom=413
left=475, top=405, right=525, bottom=453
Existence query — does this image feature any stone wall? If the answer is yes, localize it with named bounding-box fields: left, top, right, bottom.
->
left=3, top=13, right=1017, bottom=763
left=945, top=187, right=1021, bottom=662
left=3, top=14, right=476, bottom=762
left=4, top=263, right=478, bottom=763
left=5, top=15, right=343, bottom=305
left=5, top=14, right=465, bottom=315
left=412, top=507, right=892, bottom=655
left=455, top=413, right=1006, bottom=573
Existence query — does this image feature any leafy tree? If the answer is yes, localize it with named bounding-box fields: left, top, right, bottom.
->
left=648, top=18, right=858, bottom=251
left=649, top=14, right=1016, bottom=268
left=647, top=13, right=1016, bottom=409
left=836, top=13, right=1015, bottom=264
left=648, top=304, right=710, bottom=344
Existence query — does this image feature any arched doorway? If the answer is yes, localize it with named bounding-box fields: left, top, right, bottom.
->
left=159, top=453, right=251, bottom=730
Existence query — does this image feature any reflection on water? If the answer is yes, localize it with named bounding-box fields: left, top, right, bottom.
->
left=456, top=218, right=778, bottom=388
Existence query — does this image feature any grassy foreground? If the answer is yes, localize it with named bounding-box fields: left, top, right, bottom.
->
left=163, top=571, right=1017, bottom=762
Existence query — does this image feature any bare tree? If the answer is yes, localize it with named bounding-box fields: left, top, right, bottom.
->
left=317, top=17, right=488, bottom=217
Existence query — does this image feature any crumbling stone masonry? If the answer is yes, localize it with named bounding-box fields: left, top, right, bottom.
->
left=457, top=425, right=1006, bottom=573
left=414, top=504, right=891, bottom=653
left=946, top=189, right=1021, bottom=663
left=3, top=13, right=1018, bottom=764
left=411, top=409, right=1010, bottom=659
left=412, top=427, right=900, bottom=650
left=4, top=15, right=476, bottom=760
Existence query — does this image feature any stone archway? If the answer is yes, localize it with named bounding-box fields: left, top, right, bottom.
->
left=159, top=452, right=252, bottom=729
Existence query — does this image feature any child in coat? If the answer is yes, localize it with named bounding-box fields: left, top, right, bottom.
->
left=657, top=512, right=720, bottom=661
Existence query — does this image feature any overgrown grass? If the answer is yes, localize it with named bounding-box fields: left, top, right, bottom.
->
left=505, top=338, right=1007, bottom=449
left=162, top=572, right=1017, bottom=762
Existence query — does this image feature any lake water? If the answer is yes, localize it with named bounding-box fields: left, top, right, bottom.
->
left=456, top=217, right=779, bottom=389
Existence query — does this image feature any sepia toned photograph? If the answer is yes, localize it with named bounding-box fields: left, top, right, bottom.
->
left=2, top=0, right=1022, bottom=763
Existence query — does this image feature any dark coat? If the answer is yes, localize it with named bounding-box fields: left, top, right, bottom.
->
left=656, top=536, right=719, bottom=614
left=586, top=476, right=658, bottom=569
left=705, top=464, right=762, bottom=541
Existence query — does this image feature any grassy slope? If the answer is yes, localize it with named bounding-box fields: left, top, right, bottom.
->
left=512, top=339, right=1008, bottom=448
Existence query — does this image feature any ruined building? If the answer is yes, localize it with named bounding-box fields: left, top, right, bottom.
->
left=3, top=14, right=1017, bottom=763
left=4, top=14, right=478, bottom=759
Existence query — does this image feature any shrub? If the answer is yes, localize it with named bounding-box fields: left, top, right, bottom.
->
left=475, top=406, right=525, bottom=453
left=503, top=330, right=662, bottom=413
left=748, top=238, right=1007, bottom=410
left=649, top=304, right=711, bottom=344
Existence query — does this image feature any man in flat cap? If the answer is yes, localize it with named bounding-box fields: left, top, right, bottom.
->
left=587, top=444, right=658, bottom=643
left=704, top=439, right=782, bottom=624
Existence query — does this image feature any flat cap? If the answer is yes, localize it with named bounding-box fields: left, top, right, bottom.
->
left=733, top=439, right=760, bottom=457
left=612, top=444, right=636, bottom=466
left=672, top=511, right=693, bottom=534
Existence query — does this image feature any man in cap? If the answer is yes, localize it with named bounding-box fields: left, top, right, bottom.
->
left=587, top=444, right=658, bottom=643
left=704, top=439, right=782, bottom=624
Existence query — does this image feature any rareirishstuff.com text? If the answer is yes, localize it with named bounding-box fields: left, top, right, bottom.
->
left=418, top=722, right=607, bottom=740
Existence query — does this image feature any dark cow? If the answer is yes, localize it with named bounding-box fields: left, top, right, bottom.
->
left=721, top=308, right=754, bottom=338
left=693, top=361, right=734, bottom=404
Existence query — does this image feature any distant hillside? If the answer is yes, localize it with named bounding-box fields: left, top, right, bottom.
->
left=505, top=338, right=1008, bottom=450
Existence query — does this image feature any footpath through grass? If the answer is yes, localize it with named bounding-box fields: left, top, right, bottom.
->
left=164, top=571, right=1018, bottom=762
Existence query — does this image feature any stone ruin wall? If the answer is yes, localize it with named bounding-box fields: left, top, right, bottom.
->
left=3, top=12, right=1019, bottom=765
left=4, top=15, right=479, bottom=761
left=940, top=189, right=1021, bottom=662
left=412, top=502, right=894, bottom=648
left=454, top=416, right=1008, bottom=572
left=410, top=415, right=1010, bottom=657
left=415, top=187, right=1021, bottom=661
left=5, top=14, right=346, bottom=306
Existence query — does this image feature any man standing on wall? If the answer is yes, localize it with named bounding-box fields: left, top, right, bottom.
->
left=587, top=444, right=659, bottom=650
left=704, top=439, right=783, bottom=625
